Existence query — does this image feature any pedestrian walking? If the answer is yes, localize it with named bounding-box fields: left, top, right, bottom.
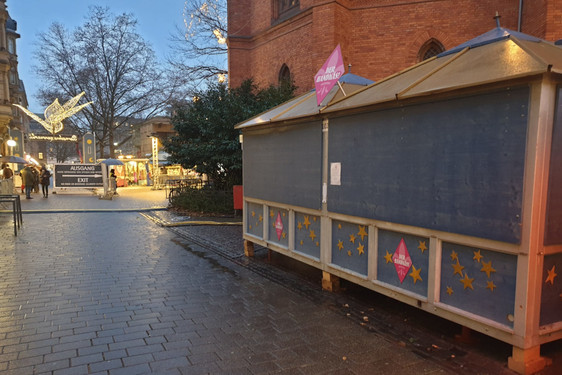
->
left=1, top=163, right=13, bottom=179
left=40, top=165, right=52, bottom=198
left=110, top=169, right=117, bottom=194
left=20, top=164, right=35, bottom=199
left=32, top=166, right=40, bottom=193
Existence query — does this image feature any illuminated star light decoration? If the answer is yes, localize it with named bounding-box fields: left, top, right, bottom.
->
left=14, top=92, right=92, bottom=135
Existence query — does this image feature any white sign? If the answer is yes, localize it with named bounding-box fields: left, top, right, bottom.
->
left=330, top=162, right=341, bottom=185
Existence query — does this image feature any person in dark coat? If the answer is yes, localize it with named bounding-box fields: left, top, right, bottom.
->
left=20, top=164, right=35, bottom=199
left=40, top=166, right=52, bottom=198
left=1, top=163, right=13, bottom=179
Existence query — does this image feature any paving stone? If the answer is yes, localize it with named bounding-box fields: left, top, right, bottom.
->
left=1, top=189, right=549, bottom=375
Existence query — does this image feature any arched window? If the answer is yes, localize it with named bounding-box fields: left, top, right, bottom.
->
left=278, top=64, right=291, bottom=85
left=418, top=39, right=445, bottom=61
left=273, top=0, right=300, bottom=21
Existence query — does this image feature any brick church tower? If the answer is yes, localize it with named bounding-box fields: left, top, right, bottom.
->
left=227, top=0, right=562, bottom=94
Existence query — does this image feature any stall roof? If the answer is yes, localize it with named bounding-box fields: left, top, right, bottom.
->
left=236, top=27, right=562, bottom=130
left=323, top=27, right=562, bottom=114
left=235, top=72, right=373, bottom=129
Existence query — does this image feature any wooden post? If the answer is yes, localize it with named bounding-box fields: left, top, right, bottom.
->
left=508, top=346, right=551, bottom=375
left=322, top=271, right=340, bottom=292
left=244, top=240, right=254, bottom=257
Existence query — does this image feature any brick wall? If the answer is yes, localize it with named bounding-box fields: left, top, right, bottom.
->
left=228, top=0, right=560, bottom=94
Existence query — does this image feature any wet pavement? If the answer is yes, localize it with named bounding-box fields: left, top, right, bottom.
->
left=1, top=187, right=561, bottom=374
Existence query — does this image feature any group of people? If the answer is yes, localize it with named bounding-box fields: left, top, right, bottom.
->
left=1, top=163, right=51, bottom=199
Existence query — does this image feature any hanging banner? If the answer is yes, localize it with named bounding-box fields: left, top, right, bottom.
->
left=314, top=44, right=345, bottom=106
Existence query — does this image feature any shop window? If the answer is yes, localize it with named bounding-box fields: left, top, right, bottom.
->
left=278, top=64, right=291, bottom=85
left=418, top=39, right=445, bottom=61
left=273, top=0, right=300, bottom=21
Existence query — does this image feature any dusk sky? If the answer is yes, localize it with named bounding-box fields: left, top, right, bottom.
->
left=8, top=0, right=187, bottom=113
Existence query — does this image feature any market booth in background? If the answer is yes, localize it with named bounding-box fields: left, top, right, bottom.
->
left=236, top=27, right=562, bottom=374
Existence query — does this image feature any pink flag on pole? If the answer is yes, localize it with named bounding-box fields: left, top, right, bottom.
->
left=314, top=44, right=345, bottom=106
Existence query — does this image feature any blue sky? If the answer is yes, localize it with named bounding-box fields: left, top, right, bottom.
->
left=8, top=0, right=187, bottom=113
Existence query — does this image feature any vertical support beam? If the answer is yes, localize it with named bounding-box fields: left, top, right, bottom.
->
left=322, top=271, right=340, bottom=292
left=510, top=78, right=556, bottom=373
left=368, top=226, right=378, bottom=281
left=428, top=236, right=440, bottom=304
left=508, top=346, right=551, bottom=375
left=244, top=240, right=254, bottom=257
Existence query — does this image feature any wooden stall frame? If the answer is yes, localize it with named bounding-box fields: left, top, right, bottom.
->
left=241, top=76, right=562, bottom=373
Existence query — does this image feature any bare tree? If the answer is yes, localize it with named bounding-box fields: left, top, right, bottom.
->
left=169, top=0, right=228, bottom=85
left=34, top=6, right=185, bottom=158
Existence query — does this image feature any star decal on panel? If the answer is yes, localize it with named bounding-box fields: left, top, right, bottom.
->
left=539, top=254, right=562, bottom=326
left=295, top=213, right=321, bottom=259
left=246, top=203, right=264, bottom=239
left=332, top=221, right=370, bottom=276
left=377, top=231, right=430, bottom=296
left=445, top=248, right=499, bottom=297
left=334, top=223, right=367, bottom=257
left=545, top=265, right=557, bottom=285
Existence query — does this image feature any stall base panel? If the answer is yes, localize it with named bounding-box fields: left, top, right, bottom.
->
left=268, top=207, right=289, bottom=248
left=540, top=253, right=562, bottom=326
left=247, top=202, right=264, bottom=240
left=377, top=230, right=430, bottom=297
left=332, top=220, right=369, bottom=276
left=440, top=242, right=517, bottom=328
left=295, top=212, right=321, bottom=259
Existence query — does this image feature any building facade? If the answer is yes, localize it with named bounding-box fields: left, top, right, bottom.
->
left=227, top=0, right=562, bottom=92
left=0, top=0, right=27, bottom=158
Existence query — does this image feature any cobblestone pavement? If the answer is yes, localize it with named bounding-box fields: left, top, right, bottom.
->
left=1, top=188, right=560, bottom=374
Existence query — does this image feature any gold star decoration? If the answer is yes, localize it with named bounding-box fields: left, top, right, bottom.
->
left=258, top=215, right=263, bottom=222
left=357, top=243, right=365, bottom=255
left=283, top=212, right=286, bottom=217
left=545, top=265, right=557, bottom=285
left=450, top=251, right=458, bottom=262
left=297, top=222, right=303, bottom=230
left=282, top=232, right=287, bottom=239
left=316, top=241, right=319, bottom=247
left=338, top=223, right=342, bottom=229
left=300, top=240, right=304, bottom=245
left=459, top=272, right=474, bottom=290
left=303, top=216, right=311, bottom=229
left=418, top=241, right=427, bottom=253
left=486, top=280, right=496, bottom=292
left=473, top=250, right=483, bottom=263
left=446, top=286, right=453, bottom=296
left=270, top=209, right=274, bottom=218
left=249, top=224, right=252, bottom=230
left=313, top=216, right=317, bottom=222
left=384, top=251, right=393, bottom=264
left=337, top=240, right=344, bottom=251
left=251, top=211, right=255, bottom=217
left=309, top=230, right=317, bottom=241
left=452, top=260, right=464, bottom=276
left=357, top=226, right=368, bottom=241
left=480, top=261, right=496, bottom=278
left=409, top=265, right=422, bottom=284
left=347, top=250, right=352, bottom=257
left=349, top=234, right=356, bottom=243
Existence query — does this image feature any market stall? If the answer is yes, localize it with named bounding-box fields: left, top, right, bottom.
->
left=237, top=27, right=562, bottom=374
